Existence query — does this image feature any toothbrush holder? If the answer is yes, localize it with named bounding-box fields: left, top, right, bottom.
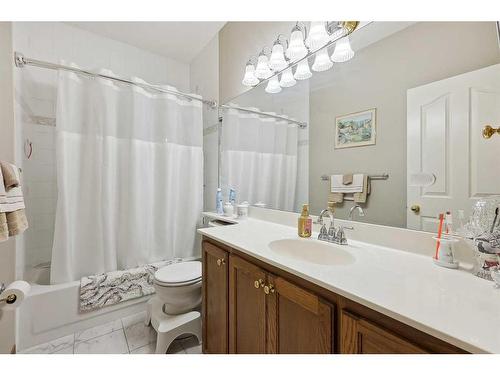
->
left=433, top=235, right=459, bottom=269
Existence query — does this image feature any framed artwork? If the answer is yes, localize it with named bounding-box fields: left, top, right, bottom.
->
left=334, top=108, right=377, bottom=149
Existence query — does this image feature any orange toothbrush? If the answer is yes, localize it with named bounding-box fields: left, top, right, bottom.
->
left=435, top=213, right=444, bottom=260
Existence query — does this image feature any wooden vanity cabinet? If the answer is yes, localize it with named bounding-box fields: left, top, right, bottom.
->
left=340, top=310, right=428, bottom=354
left=228, top=255, right=268, bottom=353
left=202, top=238, right=467, bottom=354
left=267, top=275, right=333, bottom=354
left=202, top=242, right=229, bottom=354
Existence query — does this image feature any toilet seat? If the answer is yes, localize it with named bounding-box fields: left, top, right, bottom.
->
left=154, top=261, right=201, bottom=287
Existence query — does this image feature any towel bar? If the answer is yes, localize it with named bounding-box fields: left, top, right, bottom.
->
left=320, top=173, right=389, bottom=181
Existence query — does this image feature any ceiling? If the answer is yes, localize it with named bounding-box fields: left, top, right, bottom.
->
left=68, top=22, right=226, bottom=64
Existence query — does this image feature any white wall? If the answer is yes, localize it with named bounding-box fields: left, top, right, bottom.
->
left=0, top=21, right=17, bottom=354
left=190, top=34, right=220, bottom=212
left=219, top=22, right=295, bottom=104
left=12, top=22, right=191, bottom=276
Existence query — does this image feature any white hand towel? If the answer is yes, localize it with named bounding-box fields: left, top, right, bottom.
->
left=330, top=174, right=365, bottom=193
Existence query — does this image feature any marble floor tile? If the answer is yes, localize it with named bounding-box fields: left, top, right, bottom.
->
left=130, top=342, right=156, bottom=354
left=124, top=321, right=157, bottom=351
left=75, top=319, right=123, bottom=344
left=121, top=310, right=148, bottom=328
left=74, top=330, right=129, bottom=354
left=53, top=346, right=74, bottom=354
left=21, top=334, right=75, bottom=354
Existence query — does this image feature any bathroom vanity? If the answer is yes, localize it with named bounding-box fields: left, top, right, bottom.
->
left=201, top=237, right=464, bottom=354
left=199, top=214, right=500, bottom=354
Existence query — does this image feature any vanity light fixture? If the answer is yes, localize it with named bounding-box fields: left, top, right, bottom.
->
left=331, top=35, right=355, bottom=62
left=241, top=57, right=259, bottom=87
left=241, top=21, right=359, bottom=94
left=312, top=47, right=333, bottom=72
left=279, top=67, right=297, bottom=88
left=286, top=23, right=308, bottom=61
left=294, top=59, right=312, bottom=80
left=255, top=48, right=273, bottom=79
left=306, top=22, right=330, bottom=50
left=265, top=75, right=282, bottom=93
left=268, top=35, right=289, bottom=71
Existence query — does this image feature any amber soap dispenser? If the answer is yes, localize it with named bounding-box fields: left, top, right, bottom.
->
left=298, top=204, right=312, bottom=238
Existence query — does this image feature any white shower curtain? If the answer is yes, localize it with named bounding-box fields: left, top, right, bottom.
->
left=51, top=67, right=203, bottom=284
left=221, top=105, right=298, bottom=211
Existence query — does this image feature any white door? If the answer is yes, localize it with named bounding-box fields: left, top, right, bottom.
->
left=407, top=63, right=500, bottom=231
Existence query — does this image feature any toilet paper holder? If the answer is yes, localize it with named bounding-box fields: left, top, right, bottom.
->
left=0, top=282, right=17, bottom=305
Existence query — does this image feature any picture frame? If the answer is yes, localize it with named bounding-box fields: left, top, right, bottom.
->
left=334, top=108, right=377, bottom=149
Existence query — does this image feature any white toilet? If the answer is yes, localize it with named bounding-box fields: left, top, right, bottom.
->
left=146, top=260, right=203, bottom=354
left=153, top=260, right=202, bottom=314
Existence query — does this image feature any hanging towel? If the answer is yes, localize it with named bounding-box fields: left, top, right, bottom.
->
left=330, top=174, right=364, bottom=193
left=353, top=175, right=371, bottom=204
left=0, top=161, right=19, bottom=190
left=0, top=162, right=28, bottom=241
left=0, top=165, right=25, bottom=212
left=342, top=174, right=353, bottom=185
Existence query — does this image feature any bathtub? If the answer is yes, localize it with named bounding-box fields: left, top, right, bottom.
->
left=18, top=264, right=150, bottom=351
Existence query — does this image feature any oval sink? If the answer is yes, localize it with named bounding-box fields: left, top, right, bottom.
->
left=268, top=239, right=355, bottom=266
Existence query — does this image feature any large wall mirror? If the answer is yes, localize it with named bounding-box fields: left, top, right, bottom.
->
left=219, top=21, right=500, bottom=232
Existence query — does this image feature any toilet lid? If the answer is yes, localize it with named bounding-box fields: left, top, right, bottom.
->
left=154, top=261, right=201, bottom=284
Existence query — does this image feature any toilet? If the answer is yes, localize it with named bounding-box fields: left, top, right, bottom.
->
left=146, top=260, right=203, bottom=354
left=153, top=261, right=202, bottom=314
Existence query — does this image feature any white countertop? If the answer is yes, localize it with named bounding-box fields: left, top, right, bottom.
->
left=198, top=218, right=500, bottom=354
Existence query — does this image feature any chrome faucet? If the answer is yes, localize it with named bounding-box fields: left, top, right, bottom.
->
left=348, top=205, right=365, bottom=221
left=316, top=202, right=350, bottom=245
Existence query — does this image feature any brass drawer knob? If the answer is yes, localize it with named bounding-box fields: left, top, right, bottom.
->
left=254, top=279, right=264, bottom=289
left=216, top=258, right=226, bottom=266
left=264, top=284, right=275, bottom=295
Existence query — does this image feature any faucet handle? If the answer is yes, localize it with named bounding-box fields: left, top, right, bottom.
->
left=318, top=223, right=328, bottom=240
left=327, top=222, right=336, bottom=238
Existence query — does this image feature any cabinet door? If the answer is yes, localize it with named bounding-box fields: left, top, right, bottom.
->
left=340, top=310, right=428, bottom=354
left=202, top=241, right=229, bottom=354
left=229, top=255, right=267, bottom=353
left=267, top=275, right=333, bottom=354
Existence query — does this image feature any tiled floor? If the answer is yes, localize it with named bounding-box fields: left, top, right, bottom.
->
left=20, top=311, right=202, bottom=354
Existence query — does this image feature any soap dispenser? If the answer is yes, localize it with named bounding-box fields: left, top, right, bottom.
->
left=298, top=204, right=312, bottom=238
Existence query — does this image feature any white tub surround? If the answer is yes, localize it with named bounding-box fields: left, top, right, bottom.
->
left=198, top=210, right=500, bottom=353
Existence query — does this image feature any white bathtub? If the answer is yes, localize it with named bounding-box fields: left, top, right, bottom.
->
left=18, top=265, right=150, bottom=351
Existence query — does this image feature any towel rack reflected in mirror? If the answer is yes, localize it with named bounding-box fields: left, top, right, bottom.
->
left=320, top=173, right=389, bottom=181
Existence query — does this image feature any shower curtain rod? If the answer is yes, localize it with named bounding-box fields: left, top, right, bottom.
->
left=220, top=104, right=308, bottom=128
left=14, top=52, right=218, bottom=109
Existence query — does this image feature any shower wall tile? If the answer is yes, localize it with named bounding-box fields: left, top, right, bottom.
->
left=12, top=22, right=191, bottom=273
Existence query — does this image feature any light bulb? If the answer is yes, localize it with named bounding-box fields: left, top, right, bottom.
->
left=241, top=63, right=259, bottom=86
left=269, top=43, right=288, bottom=71
left=286, top=29, right=308, bottom=62
left=306, top=22, right=330, bottom=50
left=312, top=47, right=333, bottom=72
left=265, top=75, right=282, bottom=94
left=279, top=67, right=296, bottom=88
left=293, top=59, right=312, bottom=80
left=255, top=54, right=272, bottom=79
left=331, top=36, right=354, bottom=63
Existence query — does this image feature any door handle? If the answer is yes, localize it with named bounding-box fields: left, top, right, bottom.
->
left=482, top=125, right=500, bottom=139
left=410, top=204, right=420, bottom=214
